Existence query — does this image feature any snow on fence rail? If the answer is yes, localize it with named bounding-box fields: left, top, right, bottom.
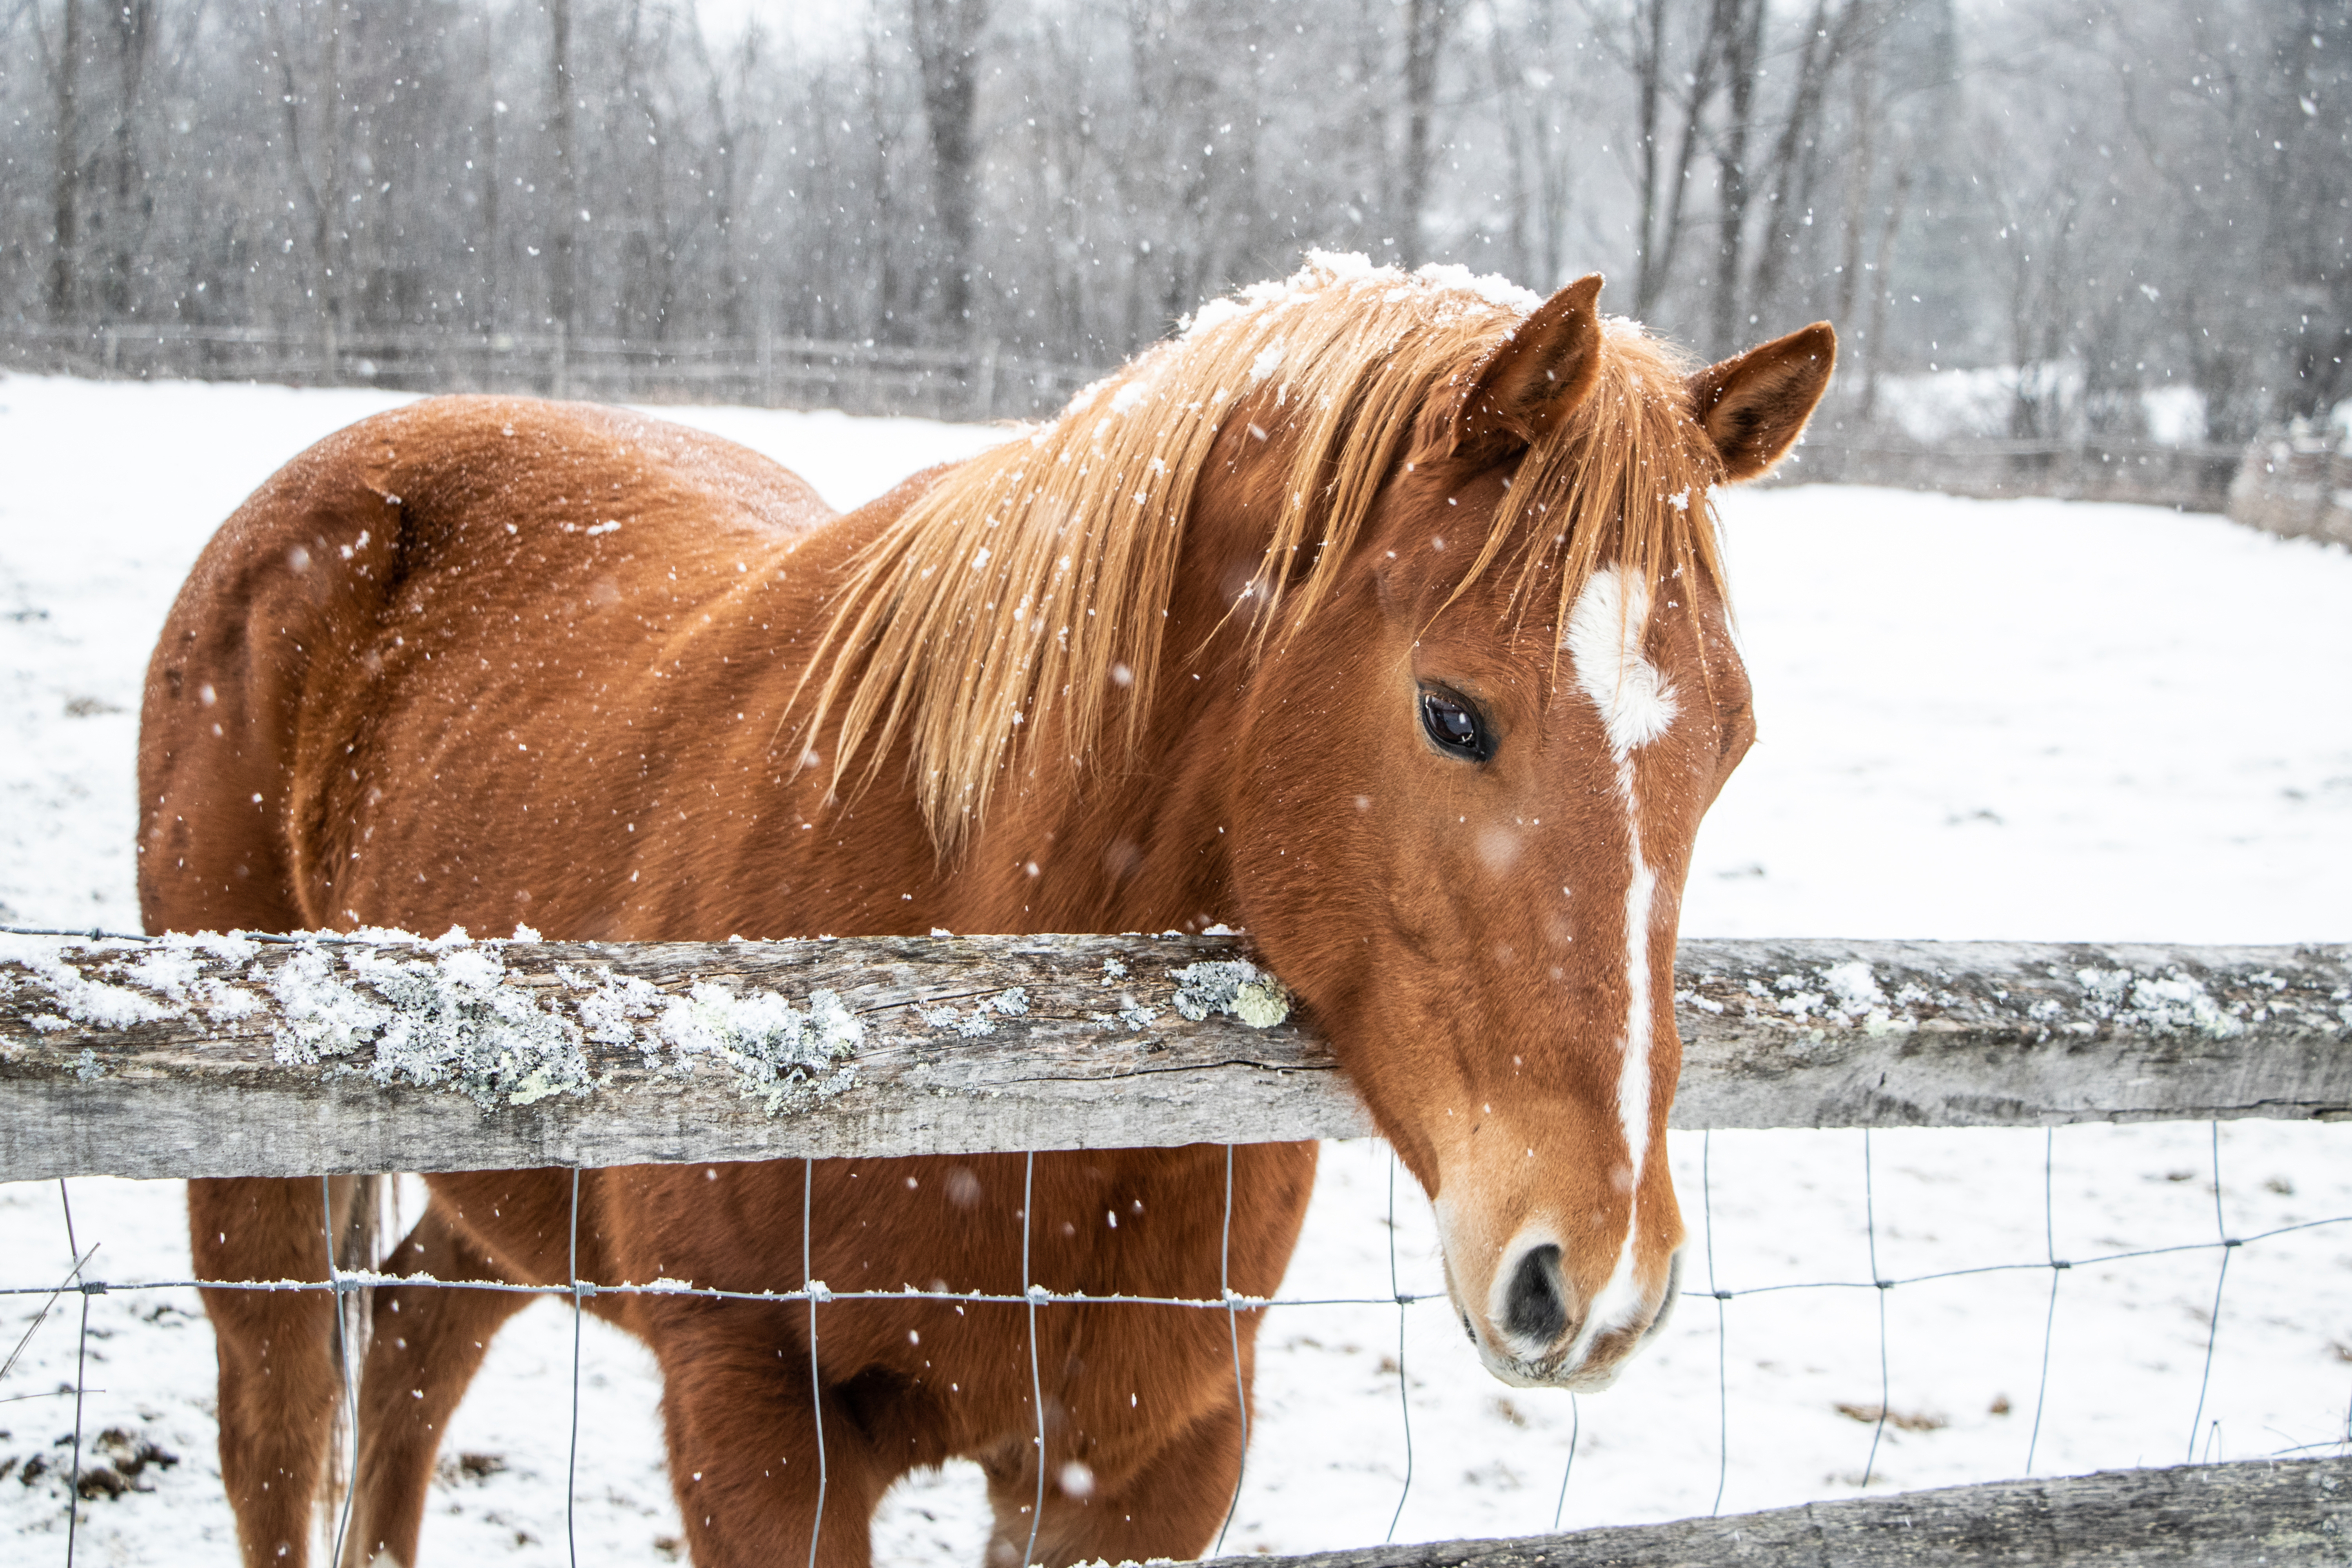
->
left=8, top=930, right=2350, bottom=1565
left=2, top=931, right=2347, bottom=1182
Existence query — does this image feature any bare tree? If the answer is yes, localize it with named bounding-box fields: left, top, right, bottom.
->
left=688, top=11, right=762, bottom=343
left=1728, top=0, right=1868, bottom=350
left=1486, top=0, right=1586, bottom=290
left=91, top=0, right=156, bottom=318
left=1704, top=0, right=1765, bottom=352
left=1613, top=0, right=1733, bottom=321
left=37, top=0, right=81, bottom=323
left=1398, top=0, right=1458, bottom=264
left=860, top=16, right=921, bottom=342
left=478, top=7, right=505, bottom=333
left=546, top=0, right=577, bottom=340
left=1111, top=0, right=1266, bottom=330
left=265, top=0, right=350, bottom=355
left=613, top=0, right=678, bottom=343
left=1833, top=11, right=1902, bottom=417
left=908, top=0, right=988, bottom=339
left=0, top=0, right=2340, bottom=436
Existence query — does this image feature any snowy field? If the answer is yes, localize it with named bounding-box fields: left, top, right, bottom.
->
left=3, top=374, right=2349, bottom=1564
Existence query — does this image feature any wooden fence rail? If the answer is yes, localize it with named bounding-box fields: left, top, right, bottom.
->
left=2, top=933, right=2347, bottom=1181
left=5, top=323, right=2265, bottom=512
left=0, top=321, right=1101, bottom=421
left=1203, top=1454, right=2352, bottom=1567
left=1764, top=435, right=2244, bottom=512
left=2229, top=427, right=2352, bottom=548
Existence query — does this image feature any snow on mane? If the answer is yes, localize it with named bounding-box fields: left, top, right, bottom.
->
left=786, top=252, right=1724, bottom=850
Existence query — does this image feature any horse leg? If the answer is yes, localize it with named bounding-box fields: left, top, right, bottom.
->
left=191, top=1174, right=371, bottom=1568
left=341, top=1201, right=537, bottom=1568
left=651, top=1305, right=888, bottom=1568
left=985, top=1392, right=1244, bottom=1568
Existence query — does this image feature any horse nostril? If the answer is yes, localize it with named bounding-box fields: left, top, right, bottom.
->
left=1503, top=1243, right=1567, bottom=1344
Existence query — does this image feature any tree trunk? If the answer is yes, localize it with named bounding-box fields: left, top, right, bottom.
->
left=909, top=0, right=989, bottom=341
left=1707, top=0, right=1765, bottom=355
left=1740, top=0, right=1851, bottom=346
left=47, top=0, right=82, bottom=325
left=1489, top=11, right=1531, bottom=282
left=1397, top=0, right=1455, bottom=265
left=268, top=0, right=346, bottom=365
left=546, top=0, right=577, bottom=341
left=693, top=23, right=751, bottom=345
left=1834, top=19, right=1882, bottom=331
left=103, top=0, right=156, bottom=319
left=1858, top=153, right=1911, bottom=425
left=1353, top=0, right=1394, bottom=255
left=481, top=8, right=501, bottom=335
left=861, top=21, right=911, bottom=344
left=1630, top=0, right=1730, bottom=321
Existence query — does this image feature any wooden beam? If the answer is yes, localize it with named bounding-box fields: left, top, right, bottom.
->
left=2, top=932, right=2347, bottom=1180
left=1670, top=937, right=2352, bottom=1132
left=1200, top=1453, right=2352, bottom=1566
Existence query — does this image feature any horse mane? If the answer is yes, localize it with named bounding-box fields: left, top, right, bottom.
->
left=790, top=252, right=1728, bottom=850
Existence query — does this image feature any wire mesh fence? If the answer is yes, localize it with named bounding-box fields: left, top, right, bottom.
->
left=5, top=923, right=2350, bottom=1560
left=7, top=1118, right=2350, bottom=1565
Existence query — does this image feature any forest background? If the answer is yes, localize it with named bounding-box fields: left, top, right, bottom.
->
left=1, top=0, right=2347, bottom=444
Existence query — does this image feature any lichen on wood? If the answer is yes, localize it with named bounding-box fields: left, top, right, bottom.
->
left=2, top=932, right=2347, bottom=1180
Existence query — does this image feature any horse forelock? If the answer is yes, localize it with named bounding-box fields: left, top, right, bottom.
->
left=789, top=252, right=1729, bottom=852
left=1496, top=327, right=1725, bottom=612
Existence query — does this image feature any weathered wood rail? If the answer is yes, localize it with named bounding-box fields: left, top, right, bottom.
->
left=1204, top=1453, right=2352, bottom=1566
left=2, top=931, right=2346, bottom=1180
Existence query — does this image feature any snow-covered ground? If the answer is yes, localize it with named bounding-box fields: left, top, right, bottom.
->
left=3, top=374, right=2348, bottom=1564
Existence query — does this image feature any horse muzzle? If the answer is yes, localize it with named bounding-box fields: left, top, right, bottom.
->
left=1450, top=1240, right=1684, bottom=1391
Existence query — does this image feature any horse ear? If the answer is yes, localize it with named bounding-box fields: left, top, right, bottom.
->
left=1442, top=273, right=1606, bottom=458
left=1688, top=322, right=1837, bottom=482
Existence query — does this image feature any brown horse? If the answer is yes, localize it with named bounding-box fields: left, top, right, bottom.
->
left=138, top=254, right=1831, bottom=1566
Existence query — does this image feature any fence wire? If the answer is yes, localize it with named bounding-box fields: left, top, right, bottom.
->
left=1214, top=1143, right=1249, bottom=1557
left=10, top=1120, right=2352, bottom=1559
left=568, top=1165, right=585, bottom=1568
left=60, top=1184, right=85, bottom=1568
left=322, top=1177, right=359, bottom=1568
left=1861, top=1129, right=1892, bottom=1488
left=1385, top=1151, right=1415, bottom=1546
left=2024, top=1128, right=2064, bottom=1475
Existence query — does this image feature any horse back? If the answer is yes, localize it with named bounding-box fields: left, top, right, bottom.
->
left=138, top=395, right=841, bottom=940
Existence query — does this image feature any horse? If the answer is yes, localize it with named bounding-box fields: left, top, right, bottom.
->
left=138, top=253, right=1831, bottom=1566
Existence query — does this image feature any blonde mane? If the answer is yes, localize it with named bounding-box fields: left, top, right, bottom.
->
left=791, top=252, right=1728, bottom=849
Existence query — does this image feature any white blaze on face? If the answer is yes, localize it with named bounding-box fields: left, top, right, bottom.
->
left=1566, top=564, right=1680, bottom=753
left=1563, top=565, right=1678, bottom=1350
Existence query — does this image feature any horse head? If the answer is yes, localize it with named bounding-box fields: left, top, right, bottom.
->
left=1214, top=271, right=1834, bottom=1389
left=798, top=256, right=1831, bottom=1393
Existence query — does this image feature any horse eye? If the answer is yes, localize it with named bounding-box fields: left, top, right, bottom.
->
left=1419, top=690, right=1491, bottom=762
